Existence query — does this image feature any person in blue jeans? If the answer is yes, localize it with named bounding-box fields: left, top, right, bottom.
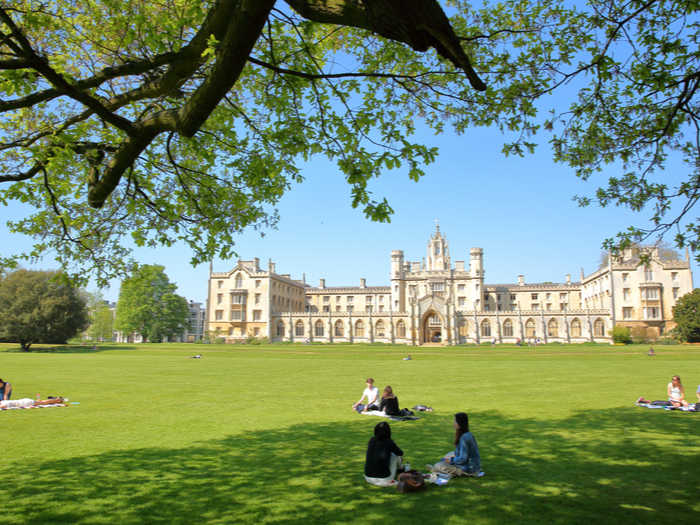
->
left=0, top=378, right=12, bottom=400
left=428, top=412, right=482, bottom=477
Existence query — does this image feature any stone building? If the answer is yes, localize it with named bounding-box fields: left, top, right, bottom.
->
left=206, top=226, right=694, bottom=344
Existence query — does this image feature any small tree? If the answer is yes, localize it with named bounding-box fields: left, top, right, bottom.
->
left=672, top=289, right=700, bottom=343
left=611, top=325, right=632, bottom=344
left=115, top=265, right=189, bottom=342
left=85, top=292, right=115, bottom=342
left=0, top=269, right=89, bottom=351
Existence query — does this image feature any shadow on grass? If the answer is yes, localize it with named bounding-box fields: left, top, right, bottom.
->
left=0, top=344, right=134, bottom=354
left=1, top=409, right=698, bottom=524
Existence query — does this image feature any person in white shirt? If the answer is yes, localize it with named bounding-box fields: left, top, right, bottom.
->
left=352, top=378, right=380, bottom=413
left=0, top=397, right=65, bottom=409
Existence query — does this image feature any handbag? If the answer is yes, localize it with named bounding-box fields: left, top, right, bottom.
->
left=396, top=470, right=426, bottom=493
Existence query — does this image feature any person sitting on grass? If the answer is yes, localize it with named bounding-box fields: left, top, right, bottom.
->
left=352, top=378, right=380, bottom=413
left=378, top=385, right=400, bottom=416
left=0, top=378, right=12, bottom=400
left=364, top=421, right=404, bottom=487
left=427, top=412, right=482, bottom=478
left=668, top=375, right=689, bottom=408
left=0, top=397, right=65, bottom=409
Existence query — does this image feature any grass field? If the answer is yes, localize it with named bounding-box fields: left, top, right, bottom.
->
left=0, top=342, right=699, bottom=525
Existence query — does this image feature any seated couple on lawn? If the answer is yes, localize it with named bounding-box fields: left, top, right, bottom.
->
left=352, top=378, right=404, bottom=416
left=364, top=412, right=483, bottom=487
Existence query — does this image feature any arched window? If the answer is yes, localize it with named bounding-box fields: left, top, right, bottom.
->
left=481, top=319, right=491, bottom=337
left=355, top=320, right=364, bottom=337
left=235, top=273, right=243, bottom=288
left=276, top=321, right=285, bottom=337
left=396, top=320, right=406, bottom=338
left=295, top=320, right=304, bottom=337
left=314, top=320, right=324, bottom=337
left=525, top=318, right=536, bottom=338
left=594, top=318, right=605, bottom=337
left=334, top=320, right=344, bottom=337
left=547, top=318, right=558, bottom=337
left=571, top=318, right=581, bottom=337
left=503, top=319, right=513, bottom=337
left=375, top=320, right=385, bottom=337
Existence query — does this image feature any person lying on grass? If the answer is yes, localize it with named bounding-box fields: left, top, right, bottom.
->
left=352, top=377, right=380, bottom=413
left=0, top=397, right=65, bottom=409
left=427, top=412, right=482, bottom=478
left=364, top=422, right=405, bottom=487
left=668, top=375, right=689, bottom=408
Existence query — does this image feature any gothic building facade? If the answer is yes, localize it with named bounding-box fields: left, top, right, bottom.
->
left=206, top=227, right=694, bottom=345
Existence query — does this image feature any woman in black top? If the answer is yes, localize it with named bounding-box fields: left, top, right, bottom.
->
left=364, top=421, right=404, bottom=486
left=378, top=385, right=400, bottom=416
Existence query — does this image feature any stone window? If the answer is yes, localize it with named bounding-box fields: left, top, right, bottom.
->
left=375, top=320, right=385, bottom=337
left=355, top=320, right=364, bottom=337
left=215, top=310, right=223, bottom=321
left=547, top=319, right=558, bottom=337
left=295, top=321, right=304, bottom=336
left=255, top=280, right=261, bottom=288
left=255, top=293, right=260, bottom=304
left=235, top=274, right=243, bottom=288
left=593, top=318, right=605, bottom=336
left=623, top=307, right=632, bottom=319
left=314, top=320, right=324, bottom=337
left=217, top=280, right=223, bottom=288
left=334, top=320, right=344, bottom=336
left=503, top=319, right=513, bottom=337
left=217, top=293, right=223, bottom=304
left=570, top=318, right=581, bottom=337
left=396, top=320, right=406, bottom=337
left=276, top=321, right=284, bottom=336
left=673, top=287, right=679, bottom=299
left=531, top=293, right=538, bottom=300
left=525, top=319, right=536, bottom=338
left=253, top=310, right=261, bottom=321
left=480, top=319, right=491, bottom=337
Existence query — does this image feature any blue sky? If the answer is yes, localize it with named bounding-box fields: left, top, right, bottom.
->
left=2, top=119, right=696, bottom=304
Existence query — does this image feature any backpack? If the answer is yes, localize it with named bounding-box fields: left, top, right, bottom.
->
left=396, top=470, right=426, bottom=493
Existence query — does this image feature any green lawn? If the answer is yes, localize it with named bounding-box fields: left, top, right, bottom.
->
left=1, top=342, right=698, bottom=524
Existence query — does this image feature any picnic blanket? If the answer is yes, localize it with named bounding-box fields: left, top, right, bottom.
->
left=634, top=401, right=698, bottom=412
left=1, top=403, right=68, bottom=410
left=360, top=410, right=420, bottom=421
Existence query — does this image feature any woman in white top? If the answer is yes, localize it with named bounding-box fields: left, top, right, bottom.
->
left=667, top=376, right=688, bottom=408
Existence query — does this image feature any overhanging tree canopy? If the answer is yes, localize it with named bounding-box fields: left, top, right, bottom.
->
left=0, top=0, right=697, bottom=285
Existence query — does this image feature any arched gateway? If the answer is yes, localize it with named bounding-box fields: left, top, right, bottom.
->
left=422, top=311, right=444, bottom=343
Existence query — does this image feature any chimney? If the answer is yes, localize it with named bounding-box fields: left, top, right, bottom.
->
left=320, top=278, right=326, bottom=289
left=360, top=278, right=366, bottom=288
left=268, top=259, right=276, bottom=274
left=518, top=275, right=525, bottom=286
left=566, top=274, right=571, bottom=285
left=254, top=257, right=260, bottom=271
